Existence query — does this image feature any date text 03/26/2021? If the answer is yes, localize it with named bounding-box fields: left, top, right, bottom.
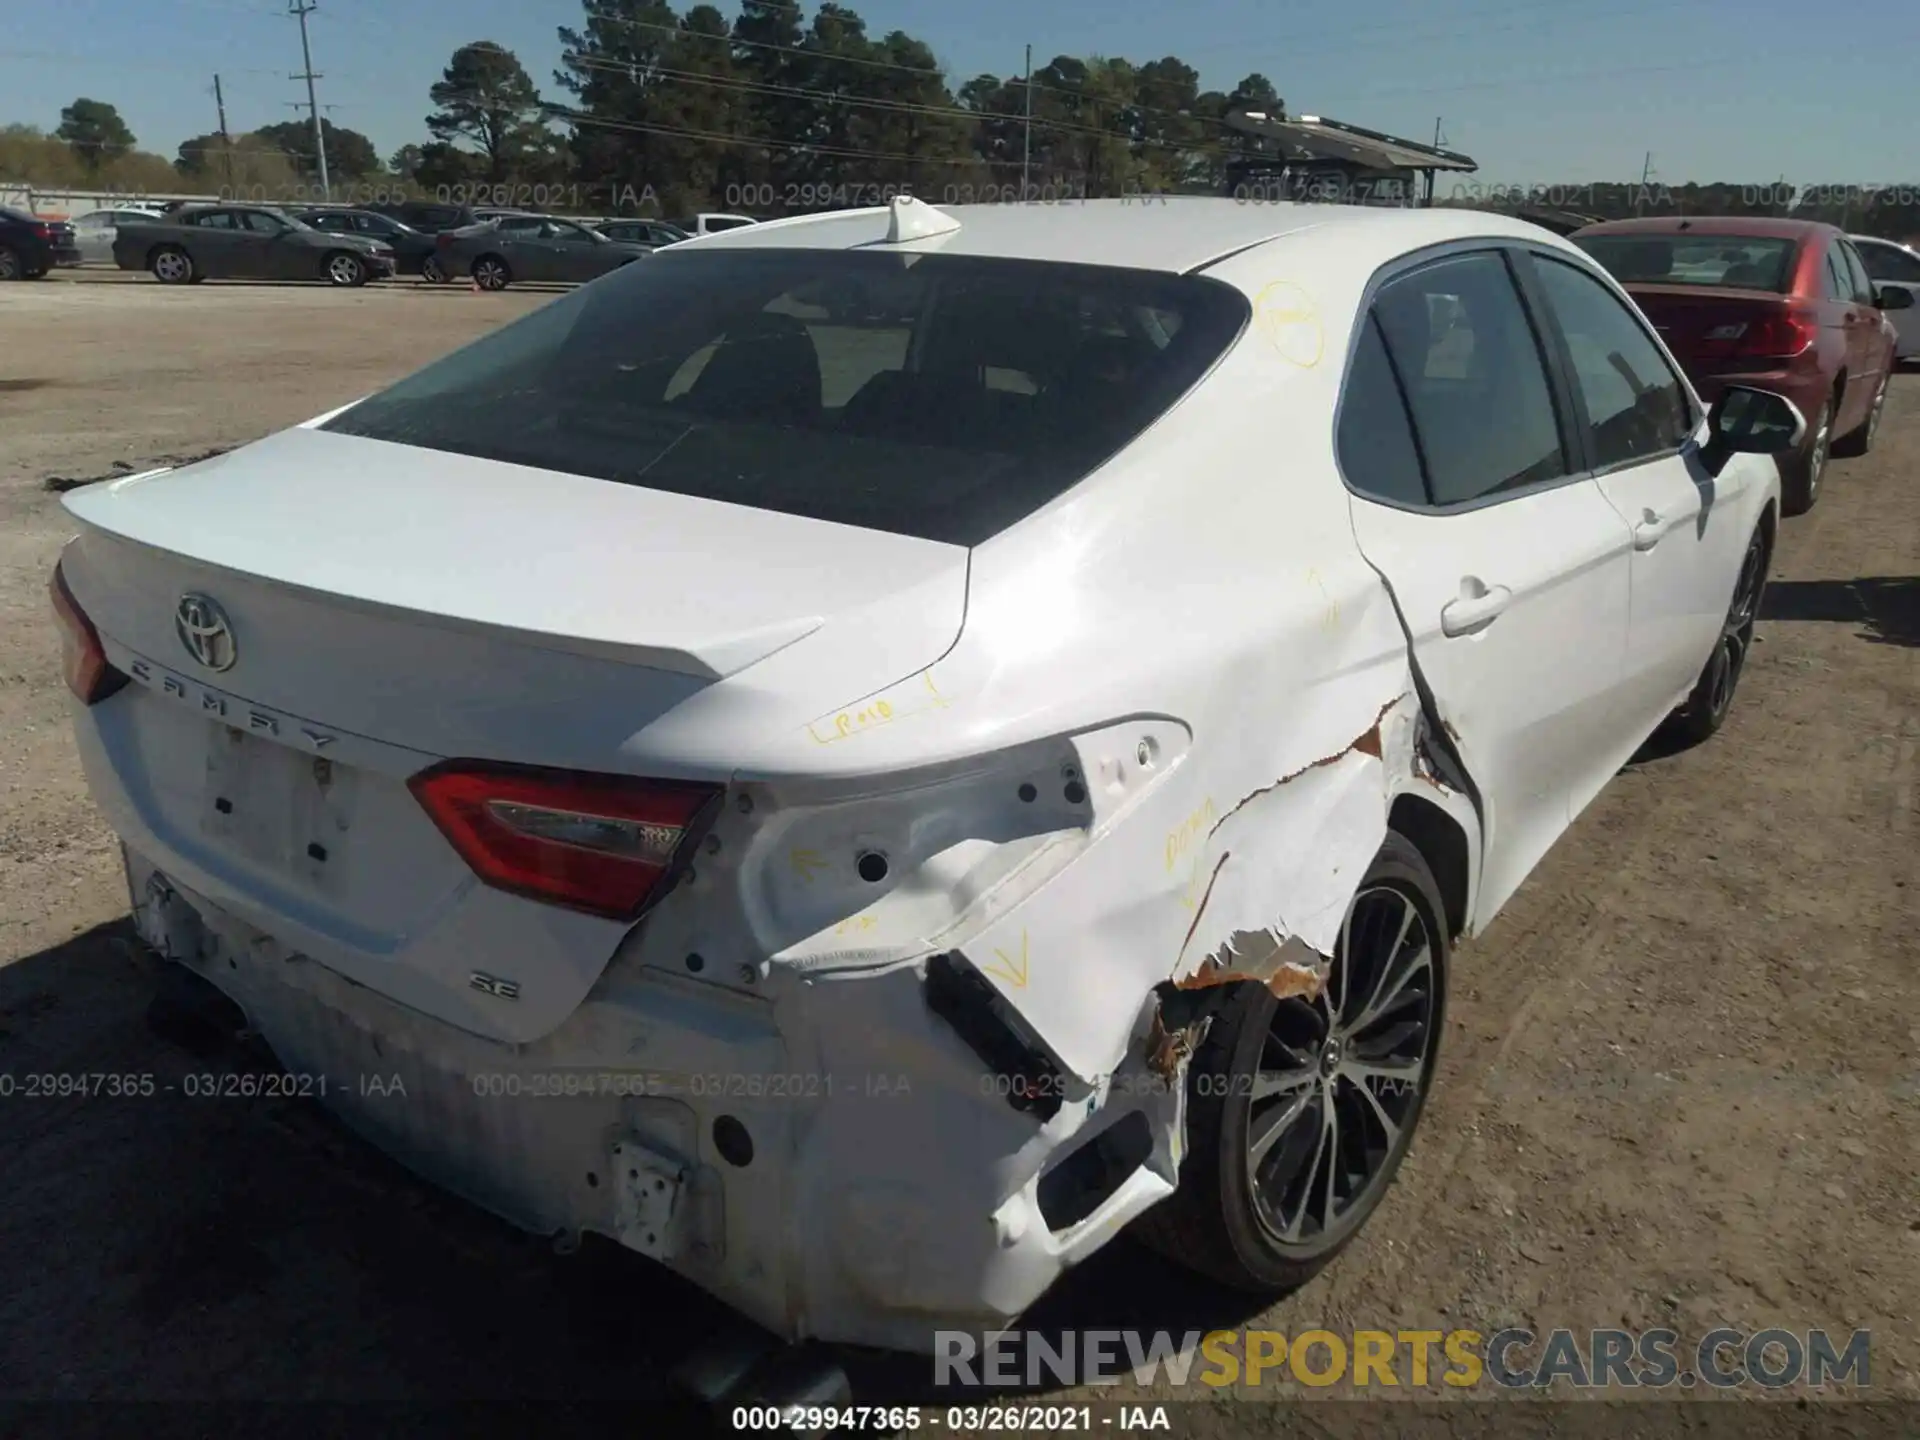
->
left=729, top=1405, right=1170, bottom=1432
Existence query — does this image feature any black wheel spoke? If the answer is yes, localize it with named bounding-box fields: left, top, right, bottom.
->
left=1247, top=880, right=1438, bottom=1250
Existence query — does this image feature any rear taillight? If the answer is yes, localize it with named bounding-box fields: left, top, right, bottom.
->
left=1696, top=306, right=1817, bottom=362
left=435, top=232, right=455, bottom=248
left=49, top=564, right=129, bottom=705
left=32, top=223, right=54, bottom=240
left=409, top=761, right=721, bottom=920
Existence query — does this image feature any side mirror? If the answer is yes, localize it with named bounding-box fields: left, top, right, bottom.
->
left=1703, top=385, right=1805, bottom=468
left=1876, top=285, right=1915, bottom=311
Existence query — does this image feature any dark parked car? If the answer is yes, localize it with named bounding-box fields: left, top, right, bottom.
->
left=435, top=214, right=652, bottom=290
left=0, top=206, right=81, bottom=279
left=295, top=207, right=449, bottom=281
left=1574, top=216, right=1911, bottom=514
left=363, top=200, right=538, bottom=235
left=592, top=218, right=691, bottom=248
left=112, top=204, right=396, bottom=287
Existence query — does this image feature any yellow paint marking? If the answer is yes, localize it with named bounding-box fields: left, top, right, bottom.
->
left=1306, top=567, right=1340, bottom=632
left=790, top=848, right=830, bottom=883
left=1254, top=280, right=1325, bottom=369
left=805, top=671, right=953, bottom=746
left=834, top=914, right=877, bottom=935
left=1165, top=796, right=1219, bottom=875
left=981, top=931, right=1030, bottom=989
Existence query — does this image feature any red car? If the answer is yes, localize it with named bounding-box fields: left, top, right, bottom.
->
left=1572, top=216, right=1911, bottom=513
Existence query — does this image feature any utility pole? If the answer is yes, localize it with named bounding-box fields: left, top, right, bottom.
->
left=288, top=0, right=330, bottom=202
left=1432, top=116, right=1444, bottom=148
left=213, top=74, right=235, bottom=192
left=1636, top=151, right=1654, bottom=216
left=1021, top=44, right=1033, bottom=200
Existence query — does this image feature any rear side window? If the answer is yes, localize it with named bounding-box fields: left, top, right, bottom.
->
left=322, top=250, right=1249, bottom=546
left=1858, top=241, right=1920, bottom=283
left=1822, top=248, right=1851, bottom=301
left=1839, top=242, right=1874, bottom=304
left=1531, top=257, right=1695, bottom=468
left=1336, top=315, right=1427, bottom=506
left=1371, top=252, right=1568, bottom=506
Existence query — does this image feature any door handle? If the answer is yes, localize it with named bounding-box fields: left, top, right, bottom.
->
left=1440, top=580, right=1513, bottom=637
left=1632, top=507, right=1668, bottom=550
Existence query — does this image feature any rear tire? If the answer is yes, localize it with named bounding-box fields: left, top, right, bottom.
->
left=0, top=246, right=23, bottom=281
left=472, top=254, right=512, bottom=291
left=1831, top=374, right=1886, bottom=458
left=1778, top=397, right=1831, bottom=516
left=420, top=253, right=449, bottom=284
left=1137, top=832, right=1448, bottom=1291
left=150, top=246, right=194, bottom=285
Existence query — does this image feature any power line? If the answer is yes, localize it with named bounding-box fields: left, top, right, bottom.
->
left=546, top=104, right=1027, bottom=170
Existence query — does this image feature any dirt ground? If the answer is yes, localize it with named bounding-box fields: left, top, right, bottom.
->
left=0, top=270, right=1915, bottom=1430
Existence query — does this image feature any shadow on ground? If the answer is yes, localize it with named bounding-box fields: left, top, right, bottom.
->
left=0, top=921, right=1273, bottom=1413
left=1761, top=576, right=1920, bottom=649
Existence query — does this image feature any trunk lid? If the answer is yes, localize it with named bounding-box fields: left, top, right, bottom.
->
left=1621, top=283, right=1809, bottom=365
left=61, top=427, right=968, bottom=1042
left=61, top=425, right=969, bottom=763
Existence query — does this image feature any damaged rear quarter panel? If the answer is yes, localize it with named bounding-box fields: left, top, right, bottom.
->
left=887, top=307, right=1447, bottom=1087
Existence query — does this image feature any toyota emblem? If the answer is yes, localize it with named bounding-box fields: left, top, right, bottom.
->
left=175, top=593, right=237, bottom=671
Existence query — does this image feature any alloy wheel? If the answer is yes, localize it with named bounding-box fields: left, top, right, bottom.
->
left=1806, top=404, right=1832, bottom=499
left=0, top=247, right=19, bottom=281
left=1703, top=530, right=1767, bottom=723
left=153, top=251, right=190, bottom=283
left=1247, top=883, right=1437, bottom=1247
left=328, top=253, right=365, bottom=287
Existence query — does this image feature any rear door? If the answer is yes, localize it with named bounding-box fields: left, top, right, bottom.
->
left=1839, top=238, right=1895, bottom=395
left=1855, top=238, right=1920, bottom=356
left=494, top=215, right=550, bottom=277
left=1820, top=240, right=1873, bottom=431
left=1340, top=246, right=1636, bottom=927
left=1520, top=248, right=1752, bottom=744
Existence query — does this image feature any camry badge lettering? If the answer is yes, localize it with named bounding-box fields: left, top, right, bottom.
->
left=175, top=593, right=237, bottom=672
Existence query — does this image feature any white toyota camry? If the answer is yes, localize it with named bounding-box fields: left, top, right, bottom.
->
left=53, top=197, right=1801, bottom=1356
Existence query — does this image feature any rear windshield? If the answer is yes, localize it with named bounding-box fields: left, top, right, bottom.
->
left=322, top=249, right=1249, bottom=546
left=1574, top=234, right=1798, bottom=292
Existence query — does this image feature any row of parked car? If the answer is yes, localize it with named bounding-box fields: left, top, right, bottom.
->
left=0, top=197, right=760, bottom=289
left=1568, top=215, right=1918, bottom=513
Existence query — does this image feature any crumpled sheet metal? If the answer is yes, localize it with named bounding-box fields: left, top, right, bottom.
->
left=958, top=663, right=1422, bottom=1086
left=1173, top=690, right=1413, bottom=982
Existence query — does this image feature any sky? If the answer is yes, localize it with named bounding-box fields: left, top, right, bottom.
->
left=2, top=0, right=1914, bottom=188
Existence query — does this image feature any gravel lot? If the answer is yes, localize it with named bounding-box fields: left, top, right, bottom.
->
left=1, top=269, right=1916, bottom=1426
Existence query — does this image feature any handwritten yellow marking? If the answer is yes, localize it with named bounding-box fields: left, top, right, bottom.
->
left=1254, top=280, right=1324, bottom=369
left=1306, top=567, right=1340, bottom=632
left=1164, top=797, right=1219, bottom=875
left=790, top=848, right=830, bottom=883
left=805, top=671, right=952, bottom=746
left=834, top=914, right=877, bottom=935
left=981, top=931, right=1030, bottom=990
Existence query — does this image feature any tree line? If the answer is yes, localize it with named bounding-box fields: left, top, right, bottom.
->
left=4, top=0, right=1916, bottom=241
